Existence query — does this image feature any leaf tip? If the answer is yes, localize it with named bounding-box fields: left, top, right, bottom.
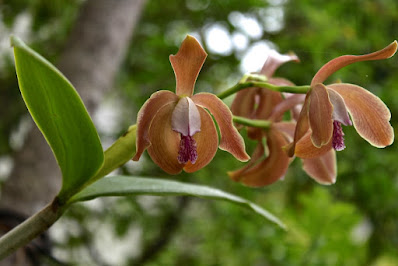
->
left=10, top=35, right=25, bottom=48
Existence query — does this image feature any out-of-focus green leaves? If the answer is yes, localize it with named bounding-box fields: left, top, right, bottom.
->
left=70, top=175, right=286, bottom=229
left=11, top=36, right=104, bottom=201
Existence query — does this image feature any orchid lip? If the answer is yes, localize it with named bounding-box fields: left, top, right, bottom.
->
left=332, top=121, right=346, bottom=151
left=178, top=135, right=198, bottom=164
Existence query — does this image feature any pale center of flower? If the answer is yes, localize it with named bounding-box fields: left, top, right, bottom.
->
left=171, top=97, right=201, bottom=164
left=332, top=121, right=346, bottom=151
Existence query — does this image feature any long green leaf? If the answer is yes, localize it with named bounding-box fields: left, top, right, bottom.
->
left=70, top=176, right=286, bottom=229
left=11, top=36, right=104, bottom=201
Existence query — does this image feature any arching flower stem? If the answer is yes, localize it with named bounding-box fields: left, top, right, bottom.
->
left=232, top=115, right=272, bottom=129
left=217, top=81, right=310, bottom=99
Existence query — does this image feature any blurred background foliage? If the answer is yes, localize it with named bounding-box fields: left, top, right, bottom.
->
left=1, top=0, right=398, bottom=265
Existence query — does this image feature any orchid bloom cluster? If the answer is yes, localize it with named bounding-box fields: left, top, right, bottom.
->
left=134, top=35, right=397, bottom=187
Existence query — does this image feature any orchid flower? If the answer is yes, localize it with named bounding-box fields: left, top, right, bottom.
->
left=228, top=51, right=298, bottom=186
left=229, top=51, right=335, bottom=186
left=231, top=50, right=300, bottom=139
left=230, top=93, right=336, bottom=186
left=133, top=35, right=249, bottom=174
left=289, top=41, right=398, bottom=159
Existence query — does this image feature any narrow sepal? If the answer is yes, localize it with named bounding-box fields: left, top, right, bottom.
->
left=170, top=35, right=207, bottom=97
left=312, top=41, right=397, bottom=85
left=260, top=50, right=299, bottom=77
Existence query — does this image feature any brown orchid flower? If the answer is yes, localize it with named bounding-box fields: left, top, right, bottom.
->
left=229, top=94, right=337, bottom=186
left=229, top=51, right=336, bottom=186
left=133, top=35, right=249, bottom=174
left=231, top=50, right=300, bottom=137
left=289, top=41, right=398, bottom=159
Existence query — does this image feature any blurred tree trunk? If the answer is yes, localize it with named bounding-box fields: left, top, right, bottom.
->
left=0, top=0, right=146, bottom=263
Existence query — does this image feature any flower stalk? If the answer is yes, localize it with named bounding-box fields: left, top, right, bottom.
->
left=217, top=81, right=310, bottom=100
left=233, top=115, right=272, bottom=129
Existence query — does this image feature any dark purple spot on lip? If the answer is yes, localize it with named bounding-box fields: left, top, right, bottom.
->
left=332, top=121, right=346, bottom=151
left=177, top=135, right=198, bottom=164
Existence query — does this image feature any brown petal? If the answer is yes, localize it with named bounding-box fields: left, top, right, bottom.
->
left=228, top=141, right=266, bottom=180
left=273, top=121, right=296, bottom=141
left=169, top=35, right=207, bottom=97
left=269, top=94, right=305, bottom=122
left=287, top=93, right=310, bottom=157
left=260, top=50, right=299, bottom=77
left=147, top=103, right=184, bottom=174
left=133, top=90, right=179, bottom=161
left=312, top=41, right=397, bottom=85
left=192, top=93, right=250, bottom=161
left=328, top=83, right=394, bottom=147
left=183, top=106, right=218, bottom=173
left=230, top=88, right=258, bottom=118
left=295, top=130, right=332, bottom=158
left=254, top=89, right=283, bottom=120
left=309, top=83, right=333, bottom=147
left=302, top=149, right=336, bottom=185
left=229, top=129, right=290, bottom=187
left=282, top=93, right=306, bottom=121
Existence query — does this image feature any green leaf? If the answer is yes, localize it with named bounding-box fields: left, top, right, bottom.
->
left=11, top=36, right=104, bottom=201
left=70, top=176, right=286, bottom=229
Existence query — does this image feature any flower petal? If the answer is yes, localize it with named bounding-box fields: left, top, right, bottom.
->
left=133, top=91, right=179, bottom=161
left=260, top=50, right=299, bottom=77
left=287, top=93, right=310, bottom=157
left=228, top=141, right=266, bottom=180
left=327, top=88, right=352, bottom=126
left=328, top=83, right=394, bottom=147
left=254, top=89, right=283, bottom=120
left=183, top=106, right=218, bottom=173
left=295, top=130, right=332, bottom=158
left=247, top=88, right=283, bottom=139
left=147, top=103, right=184, bottom=174
left=171, top=97, right=201, bottom=136
left=230, top=88, right=258, bottom=120
left=309, top=83, right=333, bottom=147
left=312, top=41, right=397, bottom=85
left=273, top=121, right=296, bottom=141
left=282, top=93, right=306, bottom=121
left=229, top=129, right=290, bottom=187
left=269, top=94, right=305, bottom=122
left=192, top=93, right=250, bottom=161
left=169, top=35, right=207, bottom=97
left=302, top=149, right=336, bottom=185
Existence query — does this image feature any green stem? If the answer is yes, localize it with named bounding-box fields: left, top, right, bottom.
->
left=0, top=125, right=138, bottom=258
left=233, top=115, right=272, bottom=129
left=217, top=81, right=310, bottom=99
left=0, top=200, right=65, bottom=260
